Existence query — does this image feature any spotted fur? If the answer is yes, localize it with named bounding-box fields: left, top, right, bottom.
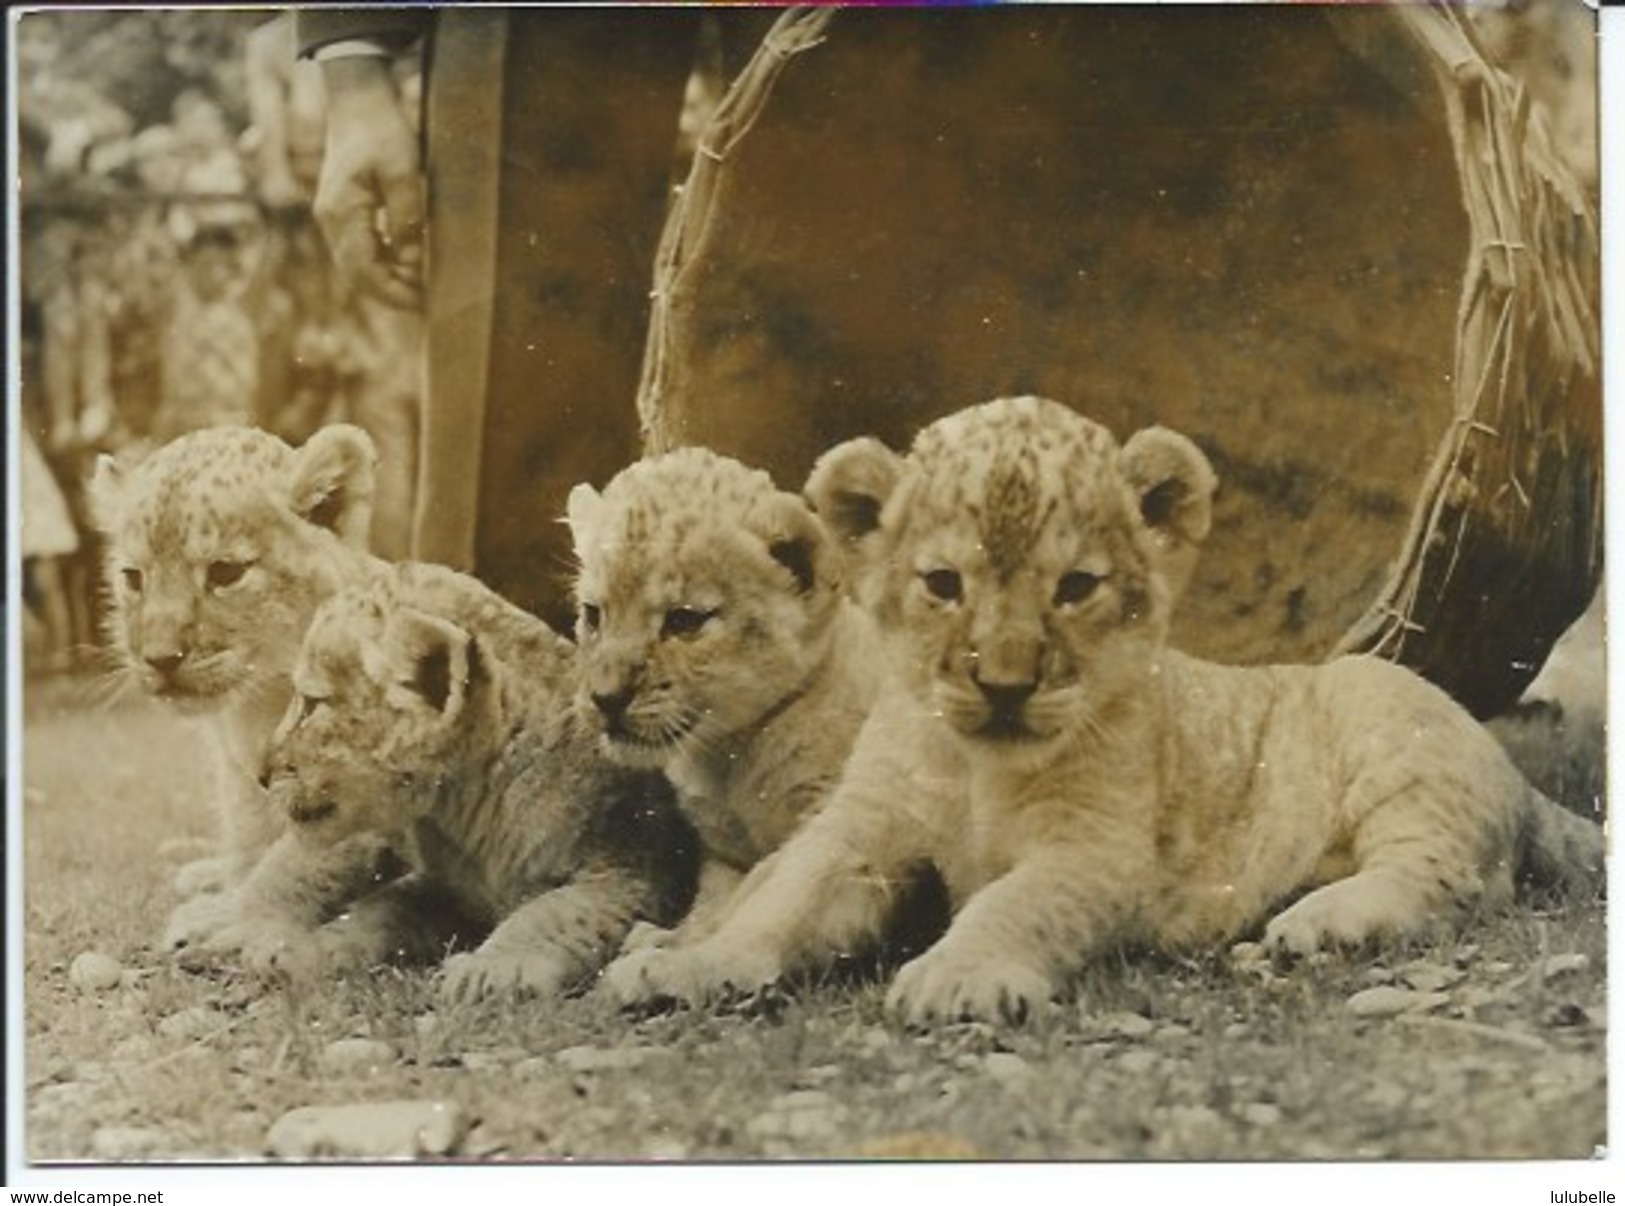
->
left=567, top=447, right=881, bottom=944
left=88, top=425, right=392, bottom=954
left=603, top=396, right=1604, bottom=1025
left=257, top=562, right=698, bottom=998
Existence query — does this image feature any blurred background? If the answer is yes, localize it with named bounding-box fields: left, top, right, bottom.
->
left=15, top=10, right=425, bottom=674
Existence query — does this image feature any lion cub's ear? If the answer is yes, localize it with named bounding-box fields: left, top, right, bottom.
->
left=290, top=425, right=378, bottom=547
left=375, top=606, right=478, bottom=720
left=804, top=437, right=904, bottom=552
left=1119, top=427, right=1217, bottom=545
left=1119, top=427, right=1217, bottom=602
left=86, top=453, right=125, bottom=532
left=565, top=483, right=604, bottom=557
left=756, top=493, right=838, bottom=597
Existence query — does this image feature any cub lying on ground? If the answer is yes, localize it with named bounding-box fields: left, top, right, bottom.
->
left=604, top=396, right=1606, bottom=1025
left=88, top=425, right=396, bottom=956
left=566, top=448, right=882, bottom=945
left=257, top=561, right=698, bottom=998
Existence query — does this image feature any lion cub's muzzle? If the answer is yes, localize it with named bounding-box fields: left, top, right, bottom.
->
left=965, top=670, right=1044, bottom=743
left=259, top=756, right=339, bottom=826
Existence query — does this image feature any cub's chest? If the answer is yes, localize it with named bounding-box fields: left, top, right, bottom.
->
left=407, top=816, right=500, bottom=918
left=928, top=761, right=1042, bottom=903
left=667, top=754, right=772, bottom=871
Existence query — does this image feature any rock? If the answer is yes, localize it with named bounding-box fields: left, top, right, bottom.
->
left=797, top=1062, right=843, bottom=1087
left=71, top=1060, right=112, bottom=1083
left=1222, top=1022, right=1252, bottom=1040
left=266, top=1100, right=469, bottom=1159
left=1115, top=1050, right=1160, bottom=1075
left=1238, top=1103, right=1283, bottom=1127
left=69, top=952, right=124, bottom=993
left=1345, top=986, right=1449, bottom=1019
left=1161, top=1105, right=1227, bottom=1142
left=982, top=1052, right=1034, bottom=1085
left=745, top=1090, right=845, bottom=1143
left=1228, top=941, right=1267, bottom=964
left=1542, top=1002, right=1590, bottom=1029
left=109, top=1035, right=159, bottom=1064
left=1456, top=985, right=1513, bottom=1012
left=412, top=1012, right=440, bottom=1035
left=1363, top=1082, right=1409, bottom=1112
left=157, top=1006, right=226, bottom=1041
left=513, top=1056, right=553, bottom=1079
left=1153, top=1024, right=1193, bottom=1045
left=91, top=1125, right=169, bottom=1160
left=554, top=1045, right=668, bottom=1074
left=1093, top=1010, right=1155, bottom=1040
left=320, top=1038, right=395, bottom=1073
left=1542, top=953, right=1591, bottom=981
left=1397, top=962, right=1465, bottom=993
left=1359, top=966, right=1397, bottom=987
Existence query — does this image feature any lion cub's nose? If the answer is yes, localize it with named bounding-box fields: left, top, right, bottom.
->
left=973, top=674, right=1037, bottom=718
left=144, top=650, right=186, bottom=679
left=591, top=685, right=636, bottom=725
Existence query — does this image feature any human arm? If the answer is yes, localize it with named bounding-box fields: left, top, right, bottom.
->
left=296, top=10, right=429, bottom=307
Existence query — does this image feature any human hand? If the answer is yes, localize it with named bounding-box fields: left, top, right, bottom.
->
left=313, top=56, right=424, bottom=308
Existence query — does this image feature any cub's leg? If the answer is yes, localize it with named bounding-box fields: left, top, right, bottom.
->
left=622, top=857, right=743, bottom=953
left=164, top=830, right=401, bottom=965
left=1261, top=774, right=1514, bottom=956
left=173, top=855, right=239, bottom=899
left=439, top=870, right=654, bottom=1001
left=311, top=874, right=475, bottom=974
left=886, top=842, right=1132, bottom=1026
left=600, top=800, right=919, bottom=1009
left=175, top=702, right=292, bottom=897
left=173, top=759, right=278, bottom=897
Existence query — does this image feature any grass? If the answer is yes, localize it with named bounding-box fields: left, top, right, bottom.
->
left=20, top=675, right=1608, bottom=1165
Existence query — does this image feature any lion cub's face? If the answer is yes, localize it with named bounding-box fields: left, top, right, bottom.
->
left=88, top=425, right=377, bottom=712
left=262, top=584, right=486, bottom=845
left=567, top=448, right=841, bottom=769
left=807, top=397, right=1216, bottom=754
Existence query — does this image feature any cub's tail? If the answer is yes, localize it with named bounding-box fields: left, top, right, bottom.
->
left=1517, top=790, right=1607, bottom=900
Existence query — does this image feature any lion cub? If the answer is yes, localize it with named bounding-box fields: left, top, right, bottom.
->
left=258, top=561, right=698, bottom=998
left=566, top=447, right=881, bottom=943
left=604, top=396, right=1605, bottom=1025
left=88, top=425, right=396, bottom=957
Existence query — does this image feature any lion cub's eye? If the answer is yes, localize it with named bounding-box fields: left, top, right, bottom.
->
left=661, top=606, right=717, bottom=640
left=1054, top=570, right=1104, bottom=607
left=921, top=569, right=963, bottom=603
left=120, top=567, right=144, bottom=594
left=206, top=559, right=254, bottom=590
left=296, top=693, right=328, bottom=723
left=579, top=603, right=602, bottom=634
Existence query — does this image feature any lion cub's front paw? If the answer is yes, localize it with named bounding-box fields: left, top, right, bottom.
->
left=620, top=920, right=677, bottom=954
left=172, top=855, right=234, bottom=898
left=885, top=946, right=1055, bottom=1026
left=1260, top=876, right=1419, bottom=959
left=439, top=950, right=573, bottom=1003
left=163, top=890, right=245, bottom=956
left=599, top=942, right=779, bottom=1011
left=223, top=919, right=324, bottom=977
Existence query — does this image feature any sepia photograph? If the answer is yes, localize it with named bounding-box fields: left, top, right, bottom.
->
left=7, top=0, right=1608, bottom=1184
